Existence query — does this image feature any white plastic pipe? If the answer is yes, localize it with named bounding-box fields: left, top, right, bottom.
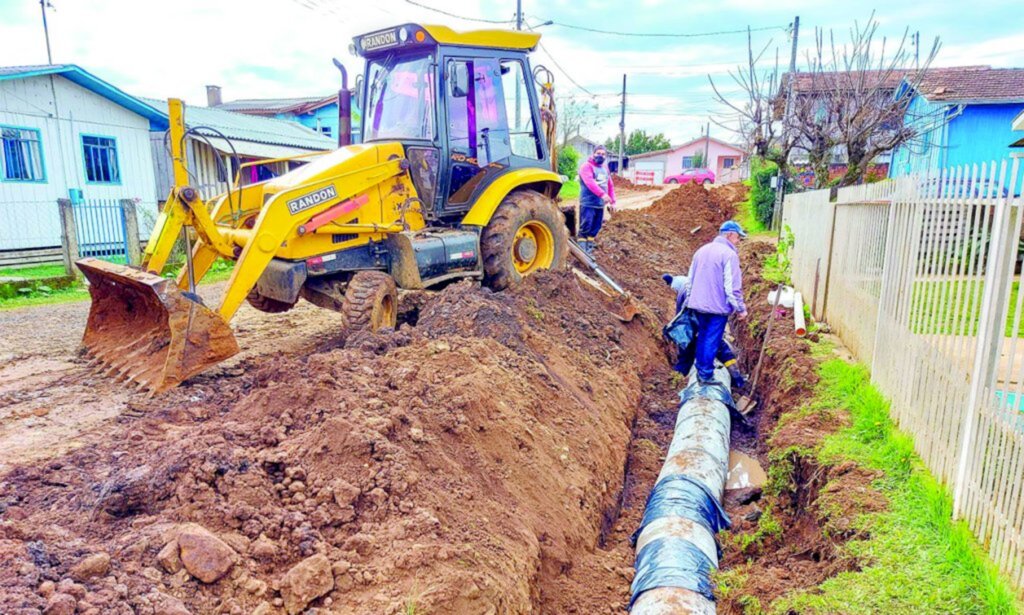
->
left=631, top=368, right=731, bottom=614
left=794, top=292, right=807, bottom=337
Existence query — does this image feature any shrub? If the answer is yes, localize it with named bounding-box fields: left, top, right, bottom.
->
left=747, top=157, right=779, bottom=228
left=557, top=144, right=581, bottom=179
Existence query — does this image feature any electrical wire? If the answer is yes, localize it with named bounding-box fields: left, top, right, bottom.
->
left=536, top=42, right=598, bottom=97
left=545, top=22, right=787, bottom=38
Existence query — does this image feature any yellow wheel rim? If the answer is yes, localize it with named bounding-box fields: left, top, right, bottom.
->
left=512, top=221, right=555, bottom=274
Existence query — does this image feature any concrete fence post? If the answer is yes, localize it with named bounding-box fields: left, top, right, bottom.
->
left=57, top=198, right=80, bottom=276
left=120, top=199, right=142, bottom=265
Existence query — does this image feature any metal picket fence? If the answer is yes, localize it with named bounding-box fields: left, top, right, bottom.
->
left=784, top=158, right=1024, bottom=591
left=72, top=198, right=130, bottom=261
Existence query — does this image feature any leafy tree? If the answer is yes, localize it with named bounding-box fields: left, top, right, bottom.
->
left=557, top=144, right=581, bottom=178
left=605, top=129, right=672, bottom=156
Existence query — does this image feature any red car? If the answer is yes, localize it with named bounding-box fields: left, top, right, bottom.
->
left=665, top=168, right=715, bottom=185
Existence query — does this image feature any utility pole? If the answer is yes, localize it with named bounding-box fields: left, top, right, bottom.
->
left=618, top=74, right=626, bottom=174
left=774, top=15, right=800, bottom=232
left=703, top=121, right=711, bottom=169
left=40, top=0, right=53, bottom=64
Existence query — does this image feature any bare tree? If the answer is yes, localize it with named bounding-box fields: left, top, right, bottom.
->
left=786, top=16, right=942, bottom=187
left=557, top=95, right=600, bottom=148
left=709, top=29, right=797, bottom=173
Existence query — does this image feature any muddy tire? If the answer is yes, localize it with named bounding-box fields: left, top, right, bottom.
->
left=343, top=271, right=398, bottom=332
left=481, top=190, right=569, bottom=291
left=246, top=290, right=295, bottom=314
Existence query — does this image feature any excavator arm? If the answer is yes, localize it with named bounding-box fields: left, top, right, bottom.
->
left=77, top=98, right=408, bottom=392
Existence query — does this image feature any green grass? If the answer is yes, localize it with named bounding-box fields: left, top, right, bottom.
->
left=0, top=257, right=235, bottom=311
left=559, top=179, right=580, bottom=199
left=736, top=188, right=772, bottom=237
left=0, top=263, right=70, bottom=279
left=908, top=279, right=1022, bottom=338
left=771, top=357, right=1021, bottom=614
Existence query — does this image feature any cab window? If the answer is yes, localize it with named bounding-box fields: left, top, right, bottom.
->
left=499, top=60, right=541, bottom=159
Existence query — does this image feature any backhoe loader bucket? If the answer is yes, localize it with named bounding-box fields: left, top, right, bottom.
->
left=76, top=258, right=239, bottom=393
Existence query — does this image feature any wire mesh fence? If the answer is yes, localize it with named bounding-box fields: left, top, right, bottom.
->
left=785, top=157, right=1024, bottom=591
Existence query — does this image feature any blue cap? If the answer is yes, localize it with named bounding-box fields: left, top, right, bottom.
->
left=719, top=220, right=747, bottom=237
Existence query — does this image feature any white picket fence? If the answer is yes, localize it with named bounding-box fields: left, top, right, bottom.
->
left=783, top=158, right=1024, bottom=590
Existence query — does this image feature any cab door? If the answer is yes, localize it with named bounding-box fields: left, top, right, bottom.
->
left=442, top=56, right=512, bottom=211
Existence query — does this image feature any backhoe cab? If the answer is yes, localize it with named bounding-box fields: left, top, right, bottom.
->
left=77, top=23, right=568, bottom=392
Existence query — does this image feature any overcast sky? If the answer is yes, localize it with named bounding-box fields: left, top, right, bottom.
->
left=2, top=0, right=1023, bottom=145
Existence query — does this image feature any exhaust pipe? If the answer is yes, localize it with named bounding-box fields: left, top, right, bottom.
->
left=630, top=369, right=733, bottom=613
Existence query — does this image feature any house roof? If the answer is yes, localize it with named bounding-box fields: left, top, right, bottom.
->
left=910, top=66, right=1024, bottom=103
left=216, top=95, right=337, bottom=116
left=629, top=136, right=745, bottom=161
left=784, top=69, right=909, bottom=95
left=0, top=64, right=168, bottom=130
left=140, top=97, right=334, bottom=152
left=567, top=135, right=601, bottom=147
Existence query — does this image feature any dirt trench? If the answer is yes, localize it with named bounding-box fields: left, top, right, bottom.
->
left=713, top=241, right=890, bottom=613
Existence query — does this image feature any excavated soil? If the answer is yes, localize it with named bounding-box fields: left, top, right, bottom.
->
left=0, top=184, right=741, bottom=615
left=0, top=180, right=876, bottom=614
left=611, top=175, right=661, bottom=193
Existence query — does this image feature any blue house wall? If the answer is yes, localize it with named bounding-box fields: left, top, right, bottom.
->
left=274, top=102, right=362, bottom=144
left=891, top=97, right=1024, bottom=177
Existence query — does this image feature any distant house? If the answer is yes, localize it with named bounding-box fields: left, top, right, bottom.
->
left=0, top=64, right=167, bottom=251
left=628, top=136, right=746, bottom=185
left=890, top=66, right=1024, bottom=177
left=211, top=86, right=362, bottom=144
left=141, top=97, right=335, bottom=203
left=780, top=69, right=905, bottom=178
left=566, top=134, right=600, bottom=160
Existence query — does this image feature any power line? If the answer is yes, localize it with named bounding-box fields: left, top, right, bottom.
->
left=536, top=41, right=597, bottom=97
left=546, top=22, right=786, bottom=38
left=402, top=0, right=511, bottom=23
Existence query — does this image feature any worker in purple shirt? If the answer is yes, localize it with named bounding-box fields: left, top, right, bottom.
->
left=577, top=145, right=617, bottom=256
left=663, top=273, right=745, bottom=387
left=683, top=220, right=748, bottom=385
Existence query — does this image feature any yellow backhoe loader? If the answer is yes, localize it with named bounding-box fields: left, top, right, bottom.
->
left=77, top=23, right=571, bottom=392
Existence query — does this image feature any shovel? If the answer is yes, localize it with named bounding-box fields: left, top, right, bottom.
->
left=568, top=240, right=641, bottom=322
left=735, top=281, right=785, bottom=416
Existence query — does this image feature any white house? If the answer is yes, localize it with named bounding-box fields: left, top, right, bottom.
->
left=0, top=65, right=167, bottom=251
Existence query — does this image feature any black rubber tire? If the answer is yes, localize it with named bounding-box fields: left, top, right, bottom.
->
left=343, top=271, right=398, bottom=332
left=246, top=289, right=295, bottom=313
left=480, top=189, right=569, bottom=291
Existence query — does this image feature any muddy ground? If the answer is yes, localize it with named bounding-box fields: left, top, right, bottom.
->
left=0, top=182, right=857, bottom=615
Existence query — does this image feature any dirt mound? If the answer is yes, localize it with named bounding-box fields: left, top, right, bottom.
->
left=0, top=270, right=669, bottom=615
left=613, top=175, right=660, bottom=193
left=591, top=182, right=738, bottom=324
left=712, top=182, right=749, bottom=209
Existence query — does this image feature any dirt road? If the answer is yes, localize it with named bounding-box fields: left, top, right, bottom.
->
left=0, top=285, right=341, bottom=474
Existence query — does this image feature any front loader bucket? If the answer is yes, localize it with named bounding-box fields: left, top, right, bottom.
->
left=76, top=258, right=239, bottom=393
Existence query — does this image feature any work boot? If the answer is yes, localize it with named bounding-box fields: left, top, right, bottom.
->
left=579, top=239, right=594, bottom=257
left=728, top=365, right=746, bottom=389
